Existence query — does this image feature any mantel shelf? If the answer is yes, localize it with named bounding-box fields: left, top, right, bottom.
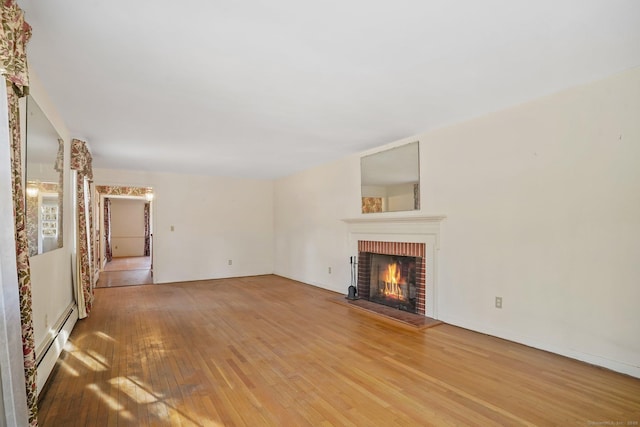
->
left=342, top=215, right=446, bottom=224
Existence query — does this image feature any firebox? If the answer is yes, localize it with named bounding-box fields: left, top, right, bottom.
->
left=369, top=254, right=418, bottom=313
left=357, top=240, right=426, bottom=315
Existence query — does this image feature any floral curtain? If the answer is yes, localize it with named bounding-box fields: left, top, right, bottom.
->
left=104, top=197, right=112, bottom=262
left=95, top=184, right=153, bottom=197
left=55, top=138, right=64, bottom=247
left=1, top=1, right=38, bottom=425
left=71, top=139, right=94, bottom=318
left=88, top=180, right=97, bottom=279
left=144, top=202, right=150, bottom=256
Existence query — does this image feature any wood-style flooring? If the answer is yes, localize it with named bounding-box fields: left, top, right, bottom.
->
left=103, top=256, right=151, bottom=272
left=38, top=275, right=640, bottom=426
left=96, top=256, right=153, bottom=288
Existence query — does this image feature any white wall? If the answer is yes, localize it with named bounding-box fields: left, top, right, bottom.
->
left=275, top=155, right=359, bottom=292
left=274, top=67, right=640, bottom=377
left=109, top=198, right=146, bottom=257
left=92, top=168, right=275, bottom=283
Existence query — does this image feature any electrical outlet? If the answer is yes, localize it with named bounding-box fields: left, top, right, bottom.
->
left=328, top=267, right=332, bottom=274
left=44, top=314, right=48, bottom=328
left=495, top=296, right=503, bottom=309
left=228, top=259, right=232, bottom=265
left=170, top=225, right=174, bottom=232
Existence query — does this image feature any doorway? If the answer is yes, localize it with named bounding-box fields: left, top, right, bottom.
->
left=95, top=185, right=154, bottom=288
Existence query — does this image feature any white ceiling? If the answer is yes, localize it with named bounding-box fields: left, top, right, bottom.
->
left=17, top=1, right=640, bottom=180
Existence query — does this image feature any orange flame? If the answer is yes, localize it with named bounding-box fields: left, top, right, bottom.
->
left=383, top=262, right=404, bottom=299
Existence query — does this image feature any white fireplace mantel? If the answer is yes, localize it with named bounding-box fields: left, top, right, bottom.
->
left=342, top=215, right=446, bottom=224
left=342, top=215, right=446, bottom=247
left=342, top=215, right=446, bottom=318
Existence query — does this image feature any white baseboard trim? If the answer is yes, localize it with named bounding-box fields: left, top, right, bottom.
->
left=439, top=314, right=640, bottom=379
left=36, top=304, right=78, bottom=396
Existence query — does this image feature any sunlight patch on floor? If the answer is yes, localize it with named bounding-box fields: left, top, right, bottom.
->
left=86, top=349, right=110, bottom=367
left=68, top=350, right=108, bottom=371
left=108, top=376, right=158, bottom=404
left=87, top=383, right=134, bottom=421
left=55, top=358, right=79, bottom=377
left=94, top=331, right=117, bottom=342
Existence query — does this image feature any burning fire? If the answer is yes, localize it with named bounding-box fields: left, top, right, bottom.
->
left=382, top=262, right=405, bottom=299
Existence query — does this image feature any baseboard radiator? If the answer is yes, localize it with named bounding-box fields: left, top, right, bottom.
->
left=35, top=303, right=78, bottom=396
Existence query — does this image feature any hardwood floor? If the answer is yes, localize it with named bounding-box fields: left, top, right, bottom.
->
left=96, top=257, right=153, bottom=288
left=103, top=256, right=152, bottom=272
left=95, top=269, right=153, bottom=288
left=38, top=275, right=640, bottom=426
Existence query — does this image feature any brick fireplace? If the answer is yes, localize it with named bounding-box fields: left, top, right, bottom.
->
left=343, top=215, right=444, bottom=318
left=358, top=241, right=426, bottom=315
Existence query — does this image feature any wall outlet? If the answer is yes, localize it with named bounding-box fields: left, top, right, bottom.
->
left=44, top=314, right=48, bottom=328
left=328, top=267, right=332, bottom=274
left=228, top=259, right=232, bottom=265
left=495, top=296, right=503, bottom=309
left=170, top=225, right=174, bottom=232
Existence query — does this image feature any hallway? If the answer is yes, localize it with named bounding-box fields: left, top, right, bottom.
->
left=96, top=256, right=152, bottom=288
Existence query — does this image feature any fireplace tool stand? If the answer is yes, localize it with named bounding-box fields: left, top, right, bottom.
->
left=346, top=256, right=358, bottom=300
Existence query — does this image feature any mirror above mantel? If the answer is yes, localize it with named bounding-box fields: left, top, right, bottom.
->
left=25, top=95, right=65, bottom=256
left=360, top=141, right=420, bottom=214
